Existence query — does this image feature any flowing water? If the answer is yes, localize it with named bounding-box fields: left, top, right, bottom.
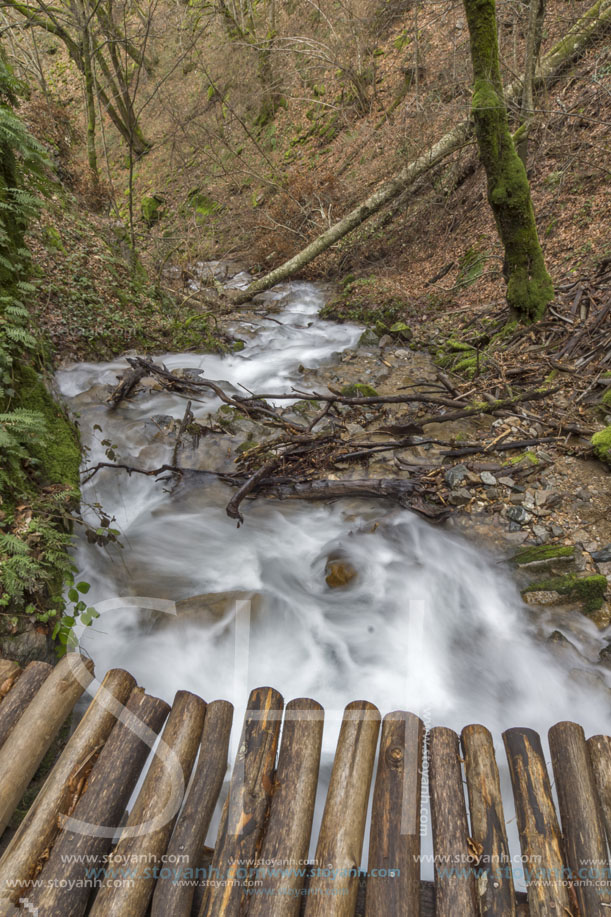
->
left=56, top=269, right=611, bottom=867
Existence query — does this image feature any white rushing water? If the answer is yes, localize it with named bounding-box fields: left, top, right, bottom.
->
left=57, top=274, right=611, bottom=867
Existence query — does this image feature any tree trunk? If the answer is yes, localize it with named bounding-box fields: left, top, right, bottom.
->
left=231, top=0, right=611, bottom=306
left=465, top=0, right=553, bottom=322
left=517, top=0, right=546, bottom=165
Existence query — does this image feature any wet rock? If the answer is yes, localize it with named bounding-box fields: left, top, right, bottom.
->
left=592, top=545, right=611, bottom=563
left=599, top=644, right=611, bottom=667
left=506, top=506, right=532, bottom=525
left=523, top=590, right=563, bottom=606
left=325, top=557, right=358, bottom=588
left=145, top=414, right=175, bottom=432
left=444, top=464, right=469, bottom=487
left=159, top=591, right=264, bottom=628
left=521, top=573, right=608, bottom=626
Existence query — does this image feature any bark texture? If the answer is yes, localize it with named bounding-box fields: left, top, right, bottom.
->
left=463, top=0, right=553, bottom=321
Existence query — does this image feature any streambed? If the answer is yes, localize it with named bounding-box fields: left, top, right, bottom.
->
left=56, top=266, right=611, bottom=865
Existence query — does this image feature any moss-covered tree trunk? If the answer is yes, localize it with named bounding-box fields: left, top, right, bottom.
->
left=463, top=0, right=553, bottom=322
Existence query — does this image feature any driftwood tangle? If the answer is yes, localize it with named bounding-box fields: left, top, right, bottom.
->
left=0, top=653, right=609, bottom=915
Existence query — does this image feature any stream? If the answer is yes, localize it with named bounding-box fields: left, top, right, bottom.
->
left=56, top=266, right=611, bottom=868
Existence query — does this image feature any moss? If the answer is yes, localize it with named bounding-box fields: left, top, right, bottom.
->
left=464, top=0, right=553, bottom=322
left=341, top=383, right=378, bottom=398
left=512, top=544, right=574, bottom=566
left=504, top=450, right=539, bottom=466
left=141, top=194, right=165, bottom=227
left=13, top=365, right=80, bottom=489
left=601, top=390, right=611, bottom=408
left=523, top=573, right=607, bottom=616
left=592, top=426, right=611, bottom=465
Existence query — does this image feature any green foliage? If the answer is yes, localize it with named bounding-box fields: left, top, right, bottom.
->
left=0, top=52, right=83, bottom=637
left=52, top=575, right=99, bottom=657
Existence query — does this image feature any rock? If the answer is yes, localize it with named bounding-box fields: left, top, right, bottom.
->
left=511, top=543, right=578, bottom=574
left=166, top=591, right=263, bottom=628
left=378, top=335, right=392, bottom=349
left=480, top=471, right=496, bottom=485
left=325, top=557, right=358, bottom=588
left=592, top=545, right=611, bottom=563
left=448, top=488, right=471, bottom=506
left=521, top=573, right=608, bottom=624
left=0, top=629, right=50, bottom=666
left=145, top=414, right=175, bottom=432
left=597, top=562, right=611, bottom=577
left=389, top=322, right=412, bottom=341
left=523, top=590, right=562, bottom=606
left=498, top=476, right=516, bottom=488
left=444, top=463, right=469, bottom=487
left=599, top=644, right=611, bottom=667
left=358, top=329, right=379, bottom=347
left=506, top=506, right=532, bottom=525
left=340, top=383, right=378, bottom=398
left=532, top=525, right=549, bottom=540
left=550, top=524, right=564, bottom=537
left=591, top=426, right=611, bottom=465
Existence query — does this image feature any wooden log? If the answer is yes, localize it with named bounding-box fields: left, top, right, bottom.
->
left=0, top=667, right=134, bottom=908
left=461, top=724, right=516, bottom=917
left=150, top=699, right=234, bottom=917
left=88, top=690, right=206, bottom=917
left=366, top=711, right=424, bottom=917
left=0, top=653, right=94, bottom=836
left=549, top=721, right=611, bottom=912
left=200, top=686, right=284, bottom=917
left=304, top=700, right=381, bottom=917
left=27, top=687, right=170, bottom=917
left=0, top=658, right=21, bottom=700
left=588, top=734, right=611, bottom=847
left=0, top=660, right=52, bottom=748
left=428, top=727, right=477, bottom=917
left=248, top=697, right=324, bottom=917
left=503, top=727, right=571, bottom=917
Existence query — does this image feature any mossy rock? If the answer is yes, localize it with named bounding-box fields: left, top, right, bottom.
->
left=141, top=194, right=165, bottom=227
left=592, top=427, right=611, bottom=465
left=522, top=573, right=607, bottom=617
left=341, top=383, right=378, bottom=398
left=389, top=321, right=412, bottom=341
left=512, top=544, right=575, bottom=567
left=14, top=365, right=80, bottom=489
left=186, top=189, right=220, bottom=222
left=600, top=390, right=611, bottom=409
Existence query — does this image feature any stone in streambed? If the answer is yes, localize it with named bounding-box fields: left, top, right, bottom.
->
left=592, top=545, right=611, bottom=563
left=444, top=463, right=468, bottom=488
left=325, top=555, right=358, bottom=589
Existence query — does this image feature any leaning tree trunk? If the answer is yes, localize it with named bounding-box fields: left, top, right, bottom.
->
left=463, top=0, right=553, bottom=322
left=230, top=0, right=610, bottom=307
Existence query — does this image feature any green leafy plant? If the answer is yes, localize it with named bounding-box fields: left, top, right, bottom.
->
left=52, top=575, right=100, bottom=656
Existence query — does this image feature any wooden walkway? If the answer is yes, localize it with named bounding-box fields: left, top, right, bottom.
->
left=0, top=654, right=610, bottom=916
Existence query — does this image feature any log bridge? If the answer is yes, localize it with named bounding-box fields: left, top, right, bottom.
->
left=0, top=654, right=610, bottom=916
